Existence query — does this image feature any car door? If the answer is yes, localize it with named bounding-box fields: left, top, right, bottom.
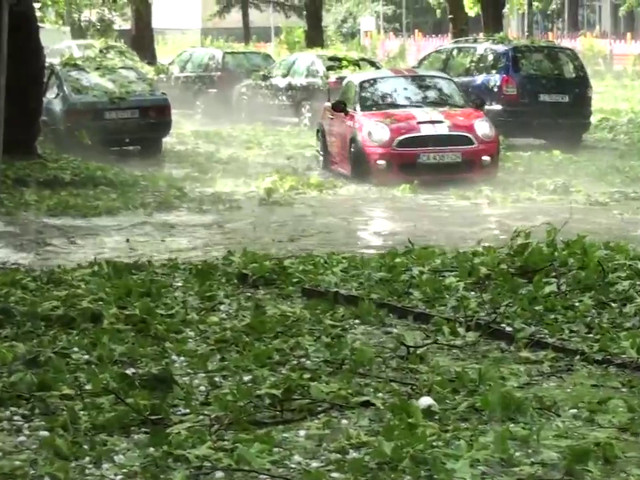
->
left=263, top=54, right=298, bottom=118
left=414, top=48, right=450, bottom=72
left=327, top=81, right=357, bottom=171
left=443, top=46, right=480, bottom=97
left=157, top=49, right=193, bottom=100
left=286, top=54, right=320, bottom=111
left=41, top=68, right=65, bottom=132
left=468, top=48, right=508, bottom=105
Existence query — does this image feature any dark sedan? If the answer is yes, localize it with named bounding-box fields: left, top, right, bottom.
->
left=233, top=51, right=382, bottom=128
left=41, top=62, right=172, bottom=157
left=157, top=47, right=275, bottom=115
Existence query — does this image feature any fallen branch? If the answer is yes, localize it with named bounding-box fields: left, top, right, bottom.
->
left=299, top=286, right=640, bottom=375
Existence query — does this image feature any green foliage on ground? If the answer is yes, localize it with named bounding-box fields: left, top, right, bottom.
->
left=2, top=228, right=640, bottom=478
left=0, top=153, right=230, bottom=217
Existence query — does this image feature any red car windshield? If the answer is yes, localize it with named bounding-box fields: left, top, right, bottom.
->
left=359, top=75, right=467, bottom=111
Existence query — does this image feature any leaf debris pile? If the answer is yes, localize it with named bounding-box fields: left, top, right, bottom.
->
left=2, top=228, right=640, bottom=478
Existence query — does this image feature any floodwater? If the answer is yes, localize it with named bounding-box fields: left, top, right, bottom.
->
left=2, top=119, right=640, bottom=267
left=2, top=193, right=640, bottom=267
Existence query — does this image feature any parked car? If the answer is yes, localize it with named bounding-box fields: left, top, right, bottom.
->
left=41, top=61, right=172, bottom=157
left=413, top=37, right=592, bottom=148
left=156, top=47, right=276, bottom=114
left=233, top=51, right=382, bottom=128
left=46, top=40, right=141, bottom=65
left=317, top=69, right=499, bottom=183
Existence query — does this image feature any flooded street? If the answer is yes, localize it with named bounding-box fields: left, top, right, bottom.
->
left=2, top=117, right=640, bottom=267
left=2, top=193, right=640, bottom=266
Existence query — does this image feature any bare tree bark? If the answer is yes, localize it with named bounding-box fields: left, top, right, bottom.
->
left=130, top=0, right=157, bottom=66
left=480, top=0, right=505, bottom=34
left=6, top=0, right=44, bottom=158
left=446, top=0, right=469, bottom=38
left=568, top=0, right=580, bottom=32
left=304, top=0, right=324, bottom=48
left=241, top=0, right=251, bottom=45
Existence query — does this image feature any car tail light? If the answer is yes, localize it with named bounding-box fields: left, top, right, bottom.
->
left=148, top=104, right=171, bottom=119
left=64, top=108, right=92, bottom=124
left=328, top=76, right=342, bottom=89
left=500, top=75, right=518, bottom=100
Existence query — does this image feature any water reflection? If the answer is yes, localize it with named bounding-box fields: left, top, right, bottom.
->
left=358, top=207, right=395, bottom=251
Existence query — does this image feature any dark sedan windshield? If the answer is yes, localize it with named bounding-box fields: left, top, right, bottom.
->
left=223, top=52, right=275, bottom=72
left=319, top=55, right=380, bottom=73
left=62, top=67, right=152, bottom=96
left=359, top=75, right=467, bottom=111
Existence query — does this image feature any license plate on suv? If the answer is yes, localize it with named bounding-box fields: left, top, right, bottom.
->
left=538, top=94, right=569, bottom=103
left=418, top=153, right=462, bottom=164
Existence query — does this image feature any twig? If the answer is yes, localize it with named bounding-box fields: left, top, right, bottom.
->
left=194, top=466, right=292, bottom=480
left=299, top=286, right=640, bottom=375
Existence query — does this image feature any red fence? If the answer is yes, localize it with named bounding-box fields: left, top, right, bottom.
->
left=364, top=34, right=640, bottom=69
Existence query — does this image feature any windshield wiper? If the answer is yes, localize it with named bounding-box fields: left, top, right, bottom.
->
left=423, top=100, right=465, bottom=108
left=367, top=102, right=425, bottom=110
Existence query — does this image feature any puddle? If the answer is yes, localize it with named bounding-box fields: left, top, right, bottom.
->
left=4, top=122, right=640, bottom=267
left=2, top=195, right=640, bottom=267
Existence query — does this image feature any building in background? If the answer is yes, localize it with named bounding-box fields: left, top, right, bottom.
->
left=151, top=0, right=303, bottom=44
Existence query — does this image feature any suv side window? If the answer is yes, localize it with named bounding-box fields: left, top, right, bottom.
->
left=339, top=81, right=357, bottom=109
left=172, top=50, right=193, bottom=73
left=289, top=55, right=315, bottom=79
left=445, top=47, right=478, bottom=77
left=473, top=48, right=506, bottom=75
left=272, top=55, right=297, bottom=77
left=417, top=49, right=448, bottom=71
left=184, top=50, right=212, bottom=73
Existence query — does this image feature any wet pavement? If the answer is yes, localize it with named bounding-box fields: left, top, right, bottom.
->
left=2, top=193, right=640, bottom=267
left=2, top=120, right=640, bottom=267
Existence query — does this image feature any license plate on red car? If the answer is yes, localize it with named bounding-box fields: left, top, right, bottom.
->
left=418, top=153, right=462, bottom=164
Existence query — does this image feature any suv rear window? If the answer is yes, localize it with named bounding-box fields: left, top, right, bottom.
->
left=512, top=46, right=587, bottom=78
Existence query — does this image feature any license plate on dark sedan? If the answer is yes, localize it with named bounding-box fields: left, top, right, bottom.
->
left=418, top=153, right=462, bottom=164
left=104, top=109, right=140, bottom=120
left=538, top=94, right=569, bottom=102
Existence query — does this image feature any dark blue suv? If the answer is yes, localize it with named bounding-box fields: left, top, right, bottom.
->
left=414, top=38, right=592, bottom=148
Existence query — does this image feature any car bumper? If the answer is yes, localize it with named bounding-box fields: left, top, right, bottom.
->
left=485, top=106, right=591, bottom=137
left=67, top=119, right=172, bottom=147
left=364, top=143, right=499, bottom=184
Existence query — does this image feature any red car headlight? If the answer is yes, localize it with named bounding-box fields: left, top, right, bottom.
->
left=363, top=121, right=391, bottom=145
left=473, top=118, right=496, bottom=141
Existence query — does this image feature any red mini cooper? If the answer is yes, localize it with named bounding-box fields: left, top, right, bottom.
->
left=316, top=69, right=500, bottom=183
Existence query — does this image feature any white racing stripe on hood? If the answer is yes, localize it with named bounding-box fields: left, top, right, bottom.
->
left=404, top=108, right=446, bottom=123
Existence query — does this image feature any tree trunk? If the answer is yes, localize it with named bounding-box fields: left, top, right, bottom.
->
left=304, top=0, right=324, bottom=48
left=241, top=0, right=251, bottom=45
left=568, top=0, right=580, bottom=32
left=480, top=0, right=505, bottom=34
left=130, top=0, right=157, bottom=66
left=446, top=0, right=469, bottom=38
left=5, top=0, right=44, bottom=158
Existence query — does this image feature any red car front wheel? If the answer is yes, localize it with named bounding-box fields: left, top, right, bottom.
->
left=349, top=140, right=370, bottom=181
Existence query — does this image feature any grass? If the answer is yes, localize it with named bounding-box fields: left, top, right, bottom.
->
left=2, top=229, right=640, bottom=478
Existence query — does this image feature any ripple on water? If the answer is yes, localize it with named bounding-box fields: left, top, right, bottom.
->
left=1, top=196, right=640, bottom=267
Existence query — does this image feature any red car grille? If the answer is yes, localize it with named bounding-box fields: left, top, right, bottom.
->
left=394, top=134, right=476, bottom=149
left=399, top=162, right=475, bottom=176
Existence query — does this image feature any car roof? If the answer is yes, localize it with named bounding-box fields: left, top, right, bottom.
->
left=345, top=68, right=452, bottom=84
left=438, top=38, right=576, bottom=52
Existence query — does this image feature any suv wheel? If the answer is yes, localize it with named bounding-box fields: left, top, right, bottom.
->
left=546, top=131, right=584, bottom=152
left=297, top=101, right=314, bottom=129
